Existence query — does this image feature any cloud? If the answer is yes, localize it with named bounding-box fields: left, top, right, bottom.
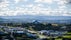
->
left=14, top=0, right=28, bottom=3
left=65, top=0, right=71, bottom=4
left=0, top=0, right=9, bottom=8
left=34, top=0, right=53, bottom=4
left=0, top=0, right=3, bottom=3
left=57, top=0, right=67, bottom=5
left=0, top=0, right=71, bottom=16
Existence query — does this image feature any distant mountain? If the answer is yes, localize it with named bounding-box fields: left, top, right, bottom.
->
left=0, top=17, right=9, bottom=23
left=0, top=15, right=71, bottom=24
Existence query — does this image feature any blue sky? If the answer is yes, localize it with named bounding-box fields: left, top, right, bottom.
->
left=0, top=0, right=71, bottom=16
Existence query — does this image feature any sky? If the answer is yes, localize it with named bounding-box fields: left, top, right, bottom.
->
left=0, top=0, right=71, bottom=16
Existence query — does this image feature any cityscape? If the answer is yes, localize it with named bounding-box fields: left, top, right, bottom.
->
left=0, top=0, right=71, bottom=40
left=0, top=16, right=71, bottom=40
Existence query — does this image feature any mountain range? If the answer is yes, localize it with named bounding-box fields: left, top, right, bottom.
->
left=0, top=15, right=71, bottom=24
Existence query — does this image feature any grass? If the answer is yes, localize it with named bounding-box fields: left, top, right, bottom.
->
left=63, top=35, right=71, bottom=38
left=55, top=38, right=62, bottom=40
left=63, top=32, right=71, bottom=38
left=66, top=32, right=71, bottom=34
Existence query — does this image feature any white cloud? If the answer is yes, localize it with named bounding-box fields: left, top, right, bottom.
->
left=58, top=1, right=67, bottom=5
left=25, top=4, right=34, bottom=7
left=0, top=0, right=9, bottom=8
left=58, top=5, right=67, bottom=9
left=14, top=0, right=20, bottom=3
left=63, top=13, right=71, bottom=16
left=14, top=0, right=28, bottom=3
left=0, top=0, right=71, bottom=16
left=34, top=0, right=53, bottom=4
